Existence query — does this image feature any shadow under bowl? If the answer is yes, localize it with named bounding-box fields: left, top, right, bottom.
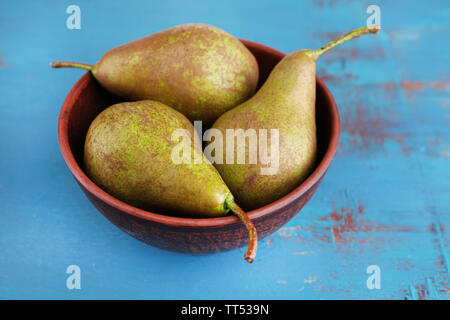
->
left=57, top=39, right=340, bottom=255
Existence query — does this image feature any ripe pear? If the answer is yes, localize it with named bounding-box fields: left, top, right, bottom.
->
left=52, top=23, right=259, bottom=126
left=84, top=100, right=257, bottom=262
left=210, top=26, right=380, bottom=210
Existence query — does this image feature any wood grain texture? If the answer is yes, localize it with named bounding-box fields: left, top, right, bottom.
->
left=0, top=0, right=448, bottom=299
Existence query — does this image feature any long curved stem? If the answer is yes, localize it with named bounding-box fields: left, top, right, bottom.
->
left=50, top=61, right=94, bottom=71
left=225, top=195, right=257, bottom=263
left=307, top=24, right=381, bottom=61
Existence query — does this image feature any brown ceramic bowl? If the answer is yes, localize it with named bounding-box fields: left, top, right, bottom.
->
left=58, top=40, right=340, bottom=255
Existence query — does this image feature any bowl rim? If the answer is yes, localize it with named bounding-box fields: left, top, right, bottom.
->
left=58, top=39, right=340, bottom=228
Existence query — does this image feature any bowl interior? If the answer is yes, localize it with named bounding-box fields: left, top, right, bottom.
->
left=59, top=40, right=339, bottom=225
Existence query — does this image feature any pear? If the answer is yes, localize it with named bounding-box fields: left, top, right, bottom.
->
left=210, top=26, right=380, bottom=210
left=52, top=23, right=259, bottom=126
left=84, top=100, right=257, bottom=262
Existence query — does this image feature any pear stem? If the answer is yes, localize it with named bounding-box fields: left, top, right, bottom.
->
left=225, top=195, right=257, bottom=263
left=50, top=61, right=94, bottom=71
left=307, top=24, right=381, bottom=61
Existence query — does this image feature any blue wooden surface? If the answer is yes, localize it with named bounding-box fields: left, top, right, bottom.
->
left=0, top=0, right=449, bottom=300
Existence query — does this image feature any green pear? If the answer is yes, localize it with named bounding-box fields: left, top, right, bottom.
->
left=210, top=26, right=380, bottom=210
left=52, top=23, right=259, bottom=126
left=84, top=100, right=257, bottom=262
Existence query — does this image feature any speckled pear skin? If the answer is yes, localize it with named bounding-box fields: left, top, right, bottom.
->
left=211, top=50, right=318, bottom=210
left=84, top=100, right=232, bottom=217
left=91, top=23, right=259, bottom=126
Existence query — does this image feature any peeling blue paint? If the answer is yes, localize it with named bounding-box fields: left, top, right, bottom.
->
left=0, top=0, right=449, bottom=299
